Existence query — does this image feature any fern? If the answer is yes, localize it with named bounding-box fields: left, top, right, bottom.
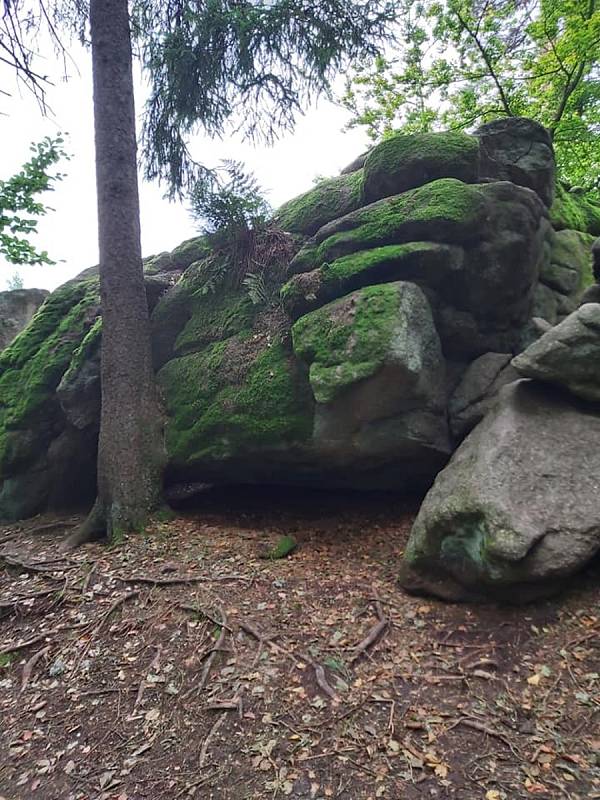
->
left=243, top=272, right=272, bottom=306
left=190, top=161, right=271, bottom=236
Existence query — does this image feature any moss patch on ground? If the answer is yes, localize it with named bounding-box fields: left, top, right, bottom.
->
left=363, top=131, right=480, bottom=203
left=292, top=283, right=402, bottom=404
left=276, top=171, right=364, bottom=237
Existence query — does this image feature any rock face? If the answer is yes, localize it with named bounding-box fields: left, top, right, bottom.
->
left=0, top=288, right=49, bottom=351
left=0, top=117, right=598, bottom=526
left=513, top=303, right=600, bottom=402
left=401, top=380, right=600, bottom=603
left=475, top=117, right=556, bottom=207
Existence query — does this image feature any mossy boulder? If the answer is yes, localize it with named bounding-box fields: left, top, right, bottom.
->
left=401, top=380, right=600, bottom=603
left=541, top=229, right=595, bottom=296
left=157, top=308, right=315, bottom=483
left=475, top=117, right=555, bottom=207
left=289, top=178, right=488, bottom=275
left=290, top=282, right=450, bottom=487
left=0, top=279, right=101, bottom=519
left=362, top=131, right=479, bottom=205
left=2, top=118, right=599, bottom=523
left=0, top=289, right=49, bottom=352
left=281, top=242, right=463, bottom=319
left=292, top=282, right=445, bottom=408
left=549, top=183, right=600, bottom=235
left=275, top=171, right=364, bottom=236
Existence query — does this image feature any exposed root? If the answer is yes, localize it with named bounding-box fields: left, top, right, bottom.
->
left=350, top=591, right=389, bottom=663
left=60, top=501, right=106, bottom=551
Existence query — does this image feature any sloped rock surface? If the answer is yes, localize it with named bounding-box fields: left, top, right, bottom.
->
left=512, top=303, right=600, bottom=402
left=401, top=380, right=600, bottom=602
left=475, top=117, right=555, bottom=207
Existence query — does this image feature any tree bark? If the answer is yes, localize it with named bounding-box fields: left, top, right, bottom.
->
left=70, top=0, right=165, bottom=545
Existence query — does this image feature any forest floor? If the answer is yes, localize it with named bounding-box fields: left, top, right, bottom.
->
left=0, top=487, right=598, bottom=800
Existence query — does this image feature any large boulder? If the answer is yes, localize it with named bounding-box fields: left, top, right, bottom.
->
left=362, top=131, right=479, bottom=205
left=0, top=119, right=598, bottom=522
left=448, top=352, right=518, bottom=440
left=0, top=288, right=49, bottom=351
left=285, top=178, right=548, bottom=359
left=155, top=271, right=450, bottom=492
left=400, top=380, right=600, bottom=603
left=475, top=117, right=555, bottom=207
left=512, top=303, right=600, bottom=402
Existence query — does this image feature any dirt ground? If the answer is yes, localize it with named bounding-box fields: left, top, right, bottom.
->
left=0, top=487, right=598, bottom=800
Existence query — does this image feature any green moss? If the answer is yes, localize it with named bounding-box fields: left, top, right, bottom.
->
left=174, top=290, right=255, bottom=355
left=292, top=283, right=401, bottom=404
left=159, top=337, right=313, bottom=466
left=0, top=278, right=100, bottom=476
left=276, top=171, right=364, bottom=236
left=0, top=653, right=12, bottom=668
left=296, top=178, right=486, bottom=271
left=322, top=241, right=459, bottom=291
left=363, top=131, right=480, bottom=203
left=170, top=236, right=211, bottom=270
left=549, top=183, right=600, bottom=235
left=263, top=534, right=297, bottom=559
left=61, top=316, right=102, bottom=385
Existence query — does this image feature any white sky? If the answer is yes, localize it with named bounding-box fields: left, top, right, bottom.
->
left=1, top=42, right=369, bottom=291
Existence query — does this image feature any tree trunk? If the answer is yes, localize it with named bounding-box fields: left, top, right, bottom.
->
left=72, top=0, right=165, bottom=544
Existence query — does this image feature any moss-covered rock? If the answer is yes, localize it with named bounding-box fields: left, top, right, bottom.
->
left=169, top=236, right=211, bottom=270
left=4, top=118, right=599, bottom=521
left=290, top=178, right=487, bottom=274
left=549, top=183, right=600, bottom=235
left=281, top=242, right=463, bottom=318
left=400, top=380, right=600, bottom=603
left=0, top=279, right=101, bottom=519
left=159, top=334, right=314, bottom=475
left=363, top=132, right=479, bottom=205
left=292, top=281, right=446, bottom=411
left=541, top=229, right=595, bottom=296
left=275, top=171, right=364, bottom=236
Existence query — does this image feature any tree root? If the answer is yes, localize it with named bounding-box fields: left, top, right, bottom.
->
left=60, top=501, right=106, bottom=551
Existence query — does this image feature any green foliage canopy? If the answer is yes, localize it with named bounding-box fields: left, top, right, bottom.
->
left=0, top=135, right=67, bottom=265
left=135, top=0, right=396, bottom=195
left=342, top=0, right=600, bottom=193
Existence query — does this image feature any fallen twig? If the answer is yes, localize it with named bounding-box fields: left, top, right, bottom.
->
left=0, top=632, right=53, bottom=656
left=116, top=574, right=243, bottom=586
left=301, top=653, right=339, bottom=701
left=199, top=711, right=228, bottom=769
left=350, top=592, right=389, bottom=663
left=206, top=696, right=243, bottom=719
left=178, top=604, right=234, bottom=632
left=198, top=607, right=228, bottom=692
left=20, top=646, right=51, bottom=692
left=134, top=645, right=163, bottom=710
left=450, top=717, right=519, bottom=755
left=95, top=591, right=139, bottom=635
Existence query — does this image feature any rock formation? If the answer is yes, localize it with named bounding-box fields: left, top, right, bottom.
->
left=1, top=117, right=600, bottom=604
left=0, top=288, right=49, bottom=351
